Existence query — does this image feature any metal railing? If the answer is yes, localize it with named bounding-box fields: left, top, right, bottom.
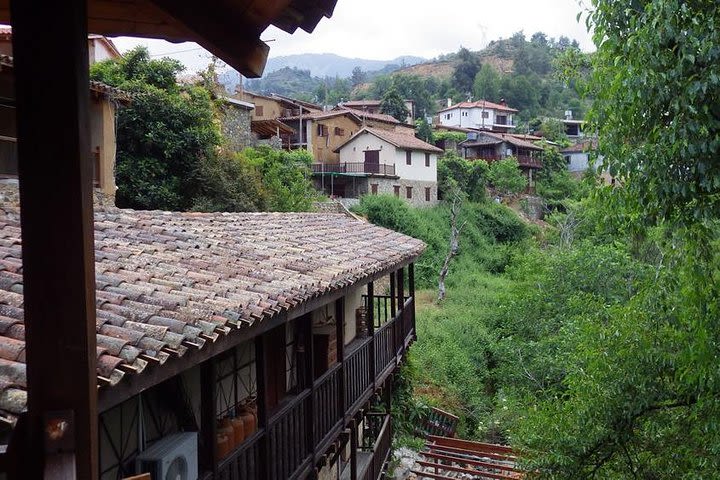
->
left=311, top=162, right=396, bottom=176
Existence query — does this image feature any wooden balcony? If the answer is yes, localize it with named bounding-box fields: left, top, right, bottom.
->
left=311, top=162, right=397, bottom=177
left=214, top=295, right=415, bottom=480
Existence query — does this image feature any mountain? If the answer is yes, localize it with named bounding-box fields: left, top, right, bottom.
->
left=263, top=53, right=426, bottom=78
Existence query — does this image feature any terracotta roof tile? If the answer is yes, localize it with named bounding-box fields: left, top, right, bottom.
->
left=438, top=99, right=518, bottom=113
left=335, top=127, right=443, bottom=154
left=0, top=208, right=424, bottom=424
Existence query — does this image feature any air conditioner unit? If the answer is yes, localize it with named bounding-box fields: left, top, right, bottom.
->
left=136, top=432, right=198, bottom=480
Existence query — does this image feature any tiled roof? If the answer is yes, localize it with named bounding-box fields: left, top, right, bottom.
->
left=438, top=99, right=518, bottom=114
left=341, top=100, right=381, bottom=107
left=335, top=127, right=443, bottom=154
left=279, top=110, right=360, bottom=122
left=462, top=131, right=543, bottom=151
left=337, top=106, right=403, bottom=125
left=0, top=207, right=424, bottom=425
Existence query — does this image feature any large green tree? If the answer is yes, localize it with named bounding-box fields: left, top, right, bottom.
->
left=452, top=47, right=482, bottom=96
left=380, top=86, right=410, bottom=122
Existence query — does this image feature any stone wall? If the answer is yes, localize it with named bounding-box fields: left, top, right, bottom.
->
left=0, top=180, right=116, bottom=210
left=219, top=104, right=254, bottom=152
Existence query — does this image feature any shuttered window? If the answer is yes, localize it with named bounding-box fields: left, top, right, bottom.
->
left=425, top=153, right=430, bottom=167
left=406, top=151, right=412, bottom=165
left=406, top=186, right=412, bottom=199
left=425, top=187, right=431, bottom=201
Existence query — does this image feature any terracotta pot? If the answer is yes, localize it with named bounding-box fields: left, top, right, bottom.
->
left=218, top=424, right=235, bottom=451
left=215, top=434, right=230, bottom=461
left=239, top=410, right=256, bottom=436
left=231, top=416, right=245, bottom=445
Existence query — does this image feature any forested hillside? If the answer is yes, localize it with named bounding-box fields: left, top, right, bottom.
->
left=239, top=32, right=589, bottom=123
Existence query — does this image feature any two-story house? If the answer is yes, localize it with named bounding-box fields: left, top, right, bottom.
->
left=318, top=127, right=442, bottom=206
left=438, top=99, right=518, bottom=133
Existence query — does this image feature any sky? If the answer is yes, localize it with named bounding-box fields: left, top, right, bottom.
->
left=112, top=0, right=594, bottom=73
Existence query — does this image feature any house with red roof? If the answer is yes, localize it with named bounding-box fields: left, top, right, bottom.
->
left=320, top=127, right=442, bottom=206
left=438, top=99, right=518, bottom=133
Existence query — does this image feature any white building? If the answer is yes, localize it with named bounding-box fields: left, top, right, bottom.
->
left=316, top=127, right=442, bottom=206
left=438, top=99, right=517, bottom=132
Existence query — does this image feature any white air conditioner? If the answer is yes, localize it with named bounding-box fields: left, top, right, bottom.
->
left=136, top=432, right=198, bottom=480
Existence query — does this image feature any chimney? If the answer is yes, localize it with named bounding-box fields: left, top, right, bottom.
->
left=499, top=98, right=507, bottom=107
left=565, top=110, right=573, bottom=120
left=447, top=98, right=452, bottom=108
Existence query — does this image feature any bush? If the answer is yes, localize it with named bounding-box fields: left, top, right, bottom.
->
left=488, top=158, right=527, bottom=195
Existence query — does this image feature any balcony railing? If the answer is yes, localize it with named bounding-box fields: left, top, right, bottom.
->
left=311, top=162, right=396, bottom=176
left=215, top=296, right=415, bottom=480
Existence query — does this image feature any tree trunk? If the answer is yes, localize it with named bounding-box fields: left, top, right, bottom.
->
left=438, top=192, right=466, bottom=302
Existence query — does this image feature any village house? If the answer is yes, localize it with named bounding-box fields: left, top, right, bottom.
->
left=561, top=110, right=585, bottom=139
left=340, top=99, right=415, bottom=124
left=0, top=55, right=129, bottom=203
left=278, top=107, right=414, bottom=163
left=315, top=127, right=441, bottom=206
left=459, top=130, right=544, bottom=189
left=0, top=28, right=122, bottom=64
left=438, top=99, right=518, bottom=133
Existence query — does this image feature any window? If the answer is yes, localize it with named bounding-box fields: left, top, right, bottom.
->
left=425, top=153, right=430, bottom=167
left=406, top=151, right=412, bottom=165
left=255, top=105, right=264, bottom=117
left=481, top=111, right=489, bottom=119
left=406, top=186, right=412, bottom=199
left=425, top=187, right=431, bottom=201
left=371, top=184, right=378, bottom=194
left=393, top=185, right=400, bottom=197
left=317, top=124, right=329, bottom=137
left=334, top=127, right=345, bottom=136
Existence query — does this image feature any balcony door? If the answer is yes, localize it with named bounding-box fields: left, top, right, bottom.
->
left=364, top=150, right=380, bottom=174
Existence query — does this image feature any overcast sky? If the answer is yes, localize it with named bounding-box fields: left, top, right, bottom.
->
left=113, top=0, right=594, bottom=73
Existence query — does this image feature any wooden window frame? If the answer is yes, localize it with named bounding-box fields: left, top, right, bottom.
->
left=334, top=127, right=345, bottom=136
left=406, top=186, right=412, bottom=199
left=255, top=105, right=264, bottom=117
left=393, top=185, right=400, bottom=197
left=405, top=151, right=412, bottom=165
left=425, top=153, right=430, bottom=167
left=425, top=187, right=431, bottom=202
left=371, top=184, right=378, bottom=195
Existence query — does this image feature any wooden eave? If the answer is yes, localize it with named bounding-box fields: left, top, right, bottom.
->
left=0, top=0, right=337, bottom=77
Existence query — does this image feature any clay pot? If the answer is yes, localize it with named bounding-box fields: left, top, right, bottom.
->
left=215, top=434, right=230, bottom=461
left=231, top=416, right=245, bottom=445
left=218, top=424, right=235, bottom=451
left=239, top=409, right=256, bottom=436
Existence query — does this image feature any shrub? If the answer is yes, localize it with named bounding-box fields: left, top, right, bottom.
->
left=488, top=158, right=527, bottom=195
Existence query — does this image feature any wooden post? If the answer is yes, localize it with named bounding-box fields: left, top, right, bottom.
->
left=255, top=335, right=270, bottom=480
left=304, top=315, right=316, bottom=457
left=397, top=267, right=405, bottom=355
left=349, top=419, right=358, bottom=480
left=335, top=298, right=345, bottom=420
left=389, top=271, right=397, bottom=319
left=199, top=358, right=218, bottom=475
left=10, top=1, right=98, bottom=478
left=409, top=263, right=416, bottom=338
left=367, top=282, right=375, bottom=386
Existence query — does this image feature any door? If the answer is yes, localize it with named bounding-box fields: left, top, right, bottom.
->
left=364, top=150, right=380, bottom=174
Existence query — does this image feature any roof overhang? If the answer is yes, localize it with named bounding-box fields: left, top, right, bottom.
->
left=0, top=0, right=337, bottom=77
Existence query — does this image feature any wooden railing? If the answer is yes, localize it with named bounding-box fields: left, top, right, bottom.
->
left=358, top=414, right=392, bottom=480
left=267, top=391, right=311, bottom=480
left=215, top=297, right=415, bottom=480
left=311, top=162, right=396, bottom=176
left=345, top=338, right=372, bottom=411
left=313, top=363, right=342, bottom=446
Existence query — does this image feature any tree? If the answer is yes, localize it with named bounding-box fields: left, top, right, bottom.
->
left=452, top=47, right=481, bottom=95
left=350, top=66, right=366, bottom=87
left=415, top=118, right=433, bottom=143
left=91, top=47, right=222, bottom=211
left=380, top=87, right=410, bottom=122
left=589, top=0, right=720, bottom=228
left=473, top=64, right=501, bottom=102
left=487, top=158, right=527, bottom=195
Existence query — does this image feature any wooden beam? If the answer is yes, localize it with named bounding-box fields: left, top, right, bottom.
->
left=427, top=435, right=515, bottom=454
left=199, top=358, right=217, bottom=475
left=421, top=452, right=522, bottom=474
left=425, top=444, right=516, bottom=463
left=148, top=0, right=277, bottom=77
left=10, top=1, right=98, bottom=478
left=416, top=460, right=522, bottom=480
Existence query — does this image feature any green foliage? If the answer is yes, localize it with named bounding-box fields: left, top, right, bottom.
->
left=473, top=64, right=502, bottom=102
left=92, top=47, right=223, bottom=211
left=452, top=47, right=482, bottom=95
left=415, top=118, right=433, bottom=143
left=537, top=118, right=569, bottom=145
left=588, top=0, right=720, bottom=227
left=433, top=131, right=467, bottom=144
left=488, top=158, right=527, bottom=195
left=380, top=86, right=410, bottom=122
left=353, top=195, right=530, bottom=288
left=240, top=146, right=319, bottom=212
left=437, top=152, right=489, bottom=203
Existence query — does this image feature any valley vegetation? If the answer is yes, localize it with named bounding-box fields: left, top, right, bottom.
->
left=353, top=2, right=720, bottom=479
